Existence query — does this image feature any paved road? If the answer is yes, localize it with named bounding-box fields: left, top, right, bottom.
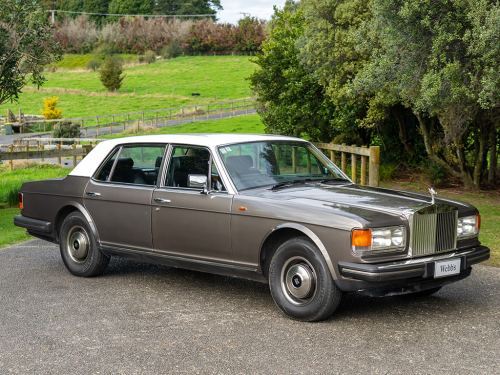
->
left=1, top=239, right=499, bottom=374
left=0, top=109, right=257, bottom=151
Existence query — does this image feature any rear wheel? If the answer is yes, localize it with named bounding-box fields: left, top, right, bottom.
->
left=59, top=212, right=109, bottom=277
left=269, top=237, right=342, bottom=322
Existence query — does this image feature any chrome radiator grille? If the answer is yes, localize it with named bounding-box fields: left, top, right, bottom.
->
left=411, top=211, right=458, bottom=256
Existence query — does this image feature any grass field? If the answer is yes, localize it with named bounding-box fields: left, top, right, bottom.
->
left=102, top=114, right=265, bottom=139
left=0, top=208, right=32, bottom=249
left=0, top=56, right=256, bottom=120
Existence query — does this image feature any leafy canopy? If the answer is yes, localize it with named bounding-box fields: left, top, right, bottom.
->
left=0, top=0, right=62, bottom=105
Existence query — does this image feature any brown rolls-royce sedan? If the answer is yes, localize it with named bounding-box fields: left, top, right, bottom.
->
left=14, top=134, right=490, bottom=321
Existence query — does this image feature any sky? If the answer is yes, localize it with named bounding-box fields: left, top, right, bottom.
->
left=217, top=0, right=287, bottom=24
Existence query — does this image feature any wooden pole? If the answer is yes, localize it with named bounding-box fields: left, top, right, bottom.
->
left=96, top=117, right=99, bottom=137
left=57, top=143, right=61, bottom=166
left=369, top=146, right=380, bottom=187
left=18, top=109, right=22, bottom=134
left=361, top=146, right=368, bottom=186
left=155, top=111, right=158, bottom=128
left=9, top=145, right=13, bottom=171
left=41, top=144, right=44, bottom=162
left=292, top=147, right=297, bottom=174
left=306, top=153, right=311, bottom=173
left=341, top=143, right=346, bottom=173
left=329, top=142, right=336, bottom=164
left=351, top=144, right=357, bottom=184
left=73, top=143, right=77, bottom=167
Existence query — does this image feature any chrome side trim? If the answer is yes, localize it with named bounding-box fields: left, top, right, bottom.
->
left=101, top=245, right=257, bottom=272
left=260, top=223, right=337, bottom=279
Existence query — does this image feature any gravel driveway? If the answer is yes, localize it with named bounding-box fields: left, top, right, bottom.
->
left=1, top=239, right=499, bottom=374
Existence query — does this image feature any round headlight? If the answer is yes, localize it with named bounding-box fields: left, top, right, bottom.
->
left=391, top=228, right=404, bottom=246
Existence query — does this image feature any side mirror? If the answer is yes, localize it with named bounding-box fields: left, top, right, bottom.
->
left=188, top=174, right=209, bottom=194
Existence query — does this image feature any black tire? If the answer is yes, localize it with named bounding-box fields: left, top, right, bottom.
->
left=408, top=286, right=442, bottom=298
left=59, top=211, right=110, bottom=277
left=269, top=237, right=342, bottom=322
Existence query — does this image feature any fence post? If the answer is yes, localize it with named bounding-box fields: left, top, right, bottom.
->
left=41, top=144, right=44, bottom=162
left=136, top=120, right=139, bottom=131
left=9, top=145, right=13, bottom=171
left=155, top=111, right=158, bottom=128
left=18, top=109, right=23, bottom=134
left=57, top=143, right=61, bottom=166
left=96, top=117, right=99, bottom=137
left=351, top=144, right=357, bottom=184
left=207, top=105, right=209, bottom=120
left=341, top=143, right=346, bottom=173
left=369, top=146, right=380, bottom=187
left=292, top=147, right=297, bottom=174
left=329, top=142, right=335, bottom=164
left=73, top=143, right=77, bottom=167
left=361, top=146, right=368, bottom=186
left=44, top=121, right=46, bottom=132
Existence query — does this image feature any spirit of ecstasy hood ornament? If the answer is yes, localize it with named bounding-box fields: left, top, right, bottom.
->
left=428, top=188, right=437, bottom=205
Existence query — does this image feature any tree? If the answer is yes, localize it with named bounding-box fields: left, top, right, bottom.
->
left=108, top=0, right=151, bottom=16
left=153, top=0, right=222, bottom=17
left=248, top=7, right=335, bottom=141
left=99, top=57, right=125, bottom=91
left=84, top=0, right=111, bottom=25
left=351, top=0, right=500, bottom=189
left=0, top=0, right=62, bottom=105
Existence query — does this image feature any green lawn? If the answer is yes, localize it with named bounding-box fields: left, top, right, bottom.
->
left=0, top=164, right=71, bottom=202
left=0, top=208, right=32, bottom=249
left=102, top=113, right=265, bottom=139
left=0, top=56, right=256, bottom=121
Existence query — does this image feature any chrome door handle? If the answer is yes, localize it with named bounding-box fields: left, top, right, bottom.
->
left=86, top=192, right=101, bottom=197
left=154, top=198, right=171, bottom=203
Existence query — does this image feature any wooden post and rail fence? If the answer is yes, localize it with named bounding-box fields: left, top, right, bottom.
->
left=314, top=143, right=380, bottom=187
left=9, top=98, right=256, bottom=137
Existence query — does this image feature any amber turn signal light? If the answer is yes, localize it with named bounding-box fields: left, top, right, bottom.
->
left=352, top=229, right=372, bottom=247
left=477, top=214, right=481, bottom=230
left=19, top=193, right=23, bottom=210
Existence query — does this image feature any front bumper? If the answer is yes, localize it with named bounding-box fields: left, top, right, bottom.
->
left=336, top=245, right=490, bottom=295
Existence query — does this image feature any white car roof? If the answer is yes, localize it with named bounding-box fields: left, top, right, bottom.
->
left=69, top=133, right=305, bottom=178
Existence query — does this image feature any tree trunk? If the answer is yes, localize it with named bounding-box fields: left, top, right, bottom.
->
left=416, top=113, right=459, bottom=177
left=488, top=125, right=498, bottom=184
left=392, top=105, right=412, bottom=155
left=472, top=124, right=487, bottom=190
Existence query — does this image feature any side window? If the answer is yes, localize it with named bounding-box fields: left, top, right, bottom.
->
left=94, top=148, right=119, bottom=181
left=164, top=146, right=211, bottom=188
left=109, top=145, right=165, bottom=185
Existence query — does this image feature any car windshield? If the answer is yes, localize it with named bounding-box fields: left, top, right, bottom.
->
left=218, top=141, right=350, bottom=191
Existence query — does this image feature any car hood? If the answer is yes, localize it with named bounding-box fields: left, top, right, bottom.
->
left=245, top=183, right=471, bottom=216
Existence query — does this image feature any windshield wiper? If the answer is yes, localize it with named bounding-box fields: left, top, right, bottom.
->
left=317, top=178, right=352, bottom=184
left=270, top=179, right=313, bottom=191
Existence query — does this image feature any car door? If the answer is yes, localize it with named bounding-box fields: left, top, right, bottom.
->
left=152, top=144, right=233, bottom=264
left=84, top=144, right=167, bottom=252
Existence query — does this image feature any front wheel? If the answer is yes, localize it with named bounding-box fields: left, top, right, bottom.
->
left=269, top=237, right=342, bottom=322
left=59, top=211, right=110, bottom=277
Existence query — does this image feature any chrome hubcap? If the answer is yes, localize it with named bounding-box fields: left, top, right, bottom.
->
left=281, top=256, right=317, bottom=306
left=67, top=226, right=89, bottom=263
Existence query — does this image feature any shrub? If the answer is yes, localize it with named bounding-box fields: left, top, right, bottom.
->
left=137, top=55, right=145, bottom=63
left=99, top=57, right=125, bottom=91
left=144, top=50, right=156, bottom=64
left=6, top=187, right=20, bottom=207
left=162, top=40, right=183, bottom=59
left=379, top=163, right=399, bottom=181
left=52, top=120, right=81, bottom=141
left=86, top=58, right=101, bottom=71
left=41, top=96, right=63, bottom=120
